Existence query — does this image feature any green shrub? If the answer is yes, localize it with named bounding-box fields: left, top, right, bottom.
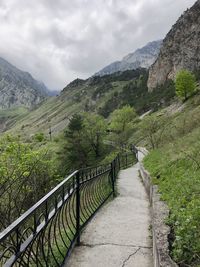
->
left=34, top=132, right=45, bottom=142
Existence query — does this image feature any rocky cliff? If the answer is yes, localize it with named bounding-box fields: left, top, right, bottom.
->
left=148, top=0, right=200, bottom=91
left=94, top=40, right=162, bottom=76
left=0, top=57, right=49, bottom=109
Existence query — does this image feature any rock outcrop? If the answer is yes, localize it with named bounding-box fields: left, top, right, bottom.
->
left=148, top=0, right=200, bottom=91
left=94, top=40, right=162, bottom=76
left=0, top=57, right=49, bottom=109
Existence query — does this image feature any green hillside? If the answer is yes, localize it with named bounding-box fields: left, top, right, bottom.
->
left=136, top=93, right=200, bottom=266
left=0, top=106, right=29, bottom=132
left=0, top=68, right=175, bottom=140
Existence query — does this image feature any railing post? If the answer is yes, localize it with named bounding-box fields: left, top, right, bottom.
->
left=126, top=153, right=128, bottom=167
left=76, top=171, right=80, bottom=245
left=111, top=161, right=116, bottom=197
left=132, top=144, right=138, bottom=162
left=118, top=154, right=120, bottom=170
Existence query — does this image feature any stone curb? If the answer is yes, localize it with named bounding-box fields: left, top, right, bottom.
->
left=138, top=149, right=178, bottom=267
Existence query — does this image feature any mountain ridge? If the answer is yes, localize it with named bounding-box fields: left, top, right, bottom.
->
left=94, top=40, right=162, bottom=77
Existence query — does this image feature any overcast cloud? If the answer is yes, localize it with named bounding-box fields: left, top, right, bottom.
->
left=0, top=0, right=196, bottom=90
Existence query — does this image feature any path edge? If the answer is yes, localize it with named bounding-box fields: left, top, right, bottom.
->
left=138, top=148, right=178, bottom=267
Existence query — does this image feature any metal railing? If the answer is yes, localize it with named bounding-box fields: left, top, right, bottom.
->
left=0, top=149, right=137, bottom=267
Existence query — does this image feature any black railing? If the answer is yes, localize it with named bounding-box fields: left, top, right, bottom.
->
left=0, top=150, right=137, bottom=267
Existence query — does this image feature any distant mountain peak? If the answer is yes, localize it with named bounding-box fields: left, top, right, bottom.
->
left=0, top=57, right=50, bottom=109
left=94, top=40, right=162, bottom=77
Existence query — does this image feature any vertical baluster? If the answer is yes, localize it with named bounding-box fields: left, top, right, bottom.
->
left=62, top=185, right=65, bottom=202
left=76, top=171, right=80, bottom=245
left=118, top=154, right=120, bottom=171
left=34, top=211, right=37, bottom=232
left=16, top=227, right=20, bottom=256
left=110, top=161, right=115, bottom=197
left=73, top=176, right=75, bottom=189
left=45, top=200, right=48, bottom=221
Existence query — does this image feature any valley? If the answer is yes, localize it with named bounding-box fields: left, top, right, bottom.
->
left=1, top=0, right=200, bottom=266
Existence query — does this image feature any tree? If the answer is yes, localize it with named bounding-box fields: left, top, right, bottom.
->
left=140, top=115, right=169, bottom=149
left=66, top=114, right=83, bottom=136
left=109, top=105, right=137, bottom=148
left=0, top=135, right=58, bottom=230
left=61, top=113, right=107, bottom=172
left=83, top=113, right=106, bottom=158
left=64, top=114, right=90, bottom=171
left=175, top=70, right=196, bottom=101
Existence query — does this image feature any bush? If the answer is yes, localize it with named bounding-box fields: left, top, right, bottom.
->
left=34, top=132, right=45, bottom=142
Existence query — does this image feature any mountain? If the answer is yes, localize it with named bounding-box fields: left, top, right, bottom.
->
left=94, top=40, right=162, bottom=76
left=2, top=69, right=146, bottom=135
left=148, top=0, right=200, bottom=91
left=1, top=68, right=176, bottom=135
left=0, top=57, right=49, bottom=109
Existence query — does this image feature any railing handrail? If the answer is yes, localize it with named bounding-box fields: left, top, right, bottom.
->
left=79, top=162, right=111, bottom=172
left=0, top=146, right=138, bottom=267
left=0, top=148, right=137, bottom=241
left=0, top=170, right=78, bottom=241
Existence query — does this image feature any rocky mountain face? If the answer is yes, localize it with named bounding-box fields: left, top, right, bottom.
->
left=148, top=0, right=200, bottom=91
left=0, top=57, right=49, bottom=109
left=94, top=40, right=162, bottom=76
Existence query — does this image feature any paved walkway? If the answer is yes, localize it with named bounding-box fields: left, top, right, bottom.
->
left=66, top=155, right=152, bottom=267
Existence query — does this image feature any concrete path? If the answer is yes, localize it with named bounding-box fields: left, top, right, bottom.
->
left=66, top=158, right=152, bottom=267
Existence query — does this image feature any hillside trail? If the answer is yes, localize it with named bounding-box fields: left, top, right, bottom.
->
left=65, top=150, right=153, bottom=267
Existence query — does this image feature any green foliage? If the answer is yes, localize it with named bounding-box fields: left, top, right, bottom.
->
left=175, top=70, right=196, bottom=101
left=140, top=114, right=170, bottom=149
left=0, top=135, right=59, bottom=229
left=62, top=114, right=88, bottom=171
left=60, top=113, right=107, bottom=174
left=99, top=77, right=175, bottom=118
left=89, top=68, right=147, bottom=86
left=83, top=113, right=107, bottom=157
left=66, top=114, right=83, bottom=135
left=34, top=132, right=45, bottom=142
left=98, top=91, right=120, bottom=117
left=109, top=105, right=137, bottom=148
left=91, top=82, right=113, bottom=100
left=100, top=151, right=119, bottom=165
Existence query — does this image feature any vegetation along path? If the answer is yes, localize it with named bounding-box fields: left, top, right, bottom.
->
left=66, top=152, right=152, bottom=267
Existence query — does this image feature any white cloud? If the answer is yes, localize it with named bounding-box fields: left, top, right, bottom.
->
left=0, top=0, right=196, bottom=90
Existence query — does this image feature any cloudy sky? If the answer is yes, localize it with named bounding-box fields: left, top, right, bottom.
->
left=0, top=0, right=196, bottom=90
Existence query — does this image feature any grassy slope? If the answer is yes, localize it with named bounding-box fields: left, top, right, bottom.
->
left=2, top=69, right=175, bottom=140
left=2, top=77, right=132, bottom=138
left=140, top=94, right=200, bottom=266
left=0, top=106, right=29, bottom=129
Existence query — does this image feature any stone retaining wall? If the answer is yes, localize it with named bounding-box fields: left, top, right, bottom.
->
left=139, top=159, right=178, bottom=267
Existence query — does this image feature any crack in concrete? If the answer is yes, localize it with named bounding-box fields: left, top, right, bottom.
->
left=80, top=242, right=152, bottom=250
left=121, top=248, right=140, bottom=267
